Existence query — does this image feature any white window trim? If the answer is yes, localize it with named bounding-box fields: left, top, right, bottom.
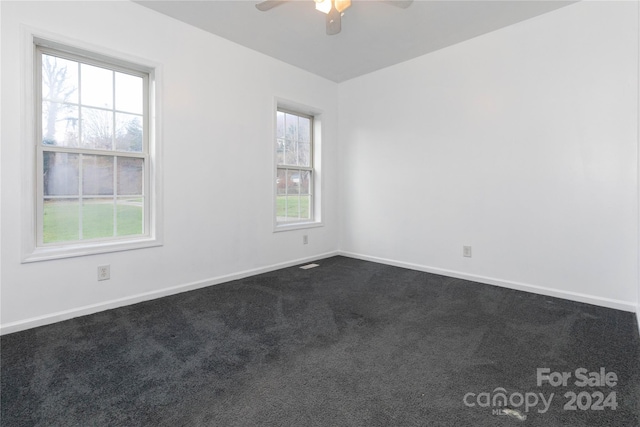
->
left=21, top=28, right=163, bottom=262
left=273, top=98, right=323, bottom=232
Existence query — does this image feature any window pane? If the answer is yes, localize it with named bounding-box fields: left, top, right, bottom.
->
left=299, top=116, right=310, bottom=143
left=42, top=101, right=79, bottom=147
left=299, top=170, right=311, bottom=196
left=43, top=198, right=79, bottom=243
left=287, top=170, right=300, bottom=195
left=115, top=72, right=143, bottom=114
left=298, top=142, right=310, bottom=167
left=299, top=171, right=311, bottom=220
left=276, top=111, right=285, bottom=139
left=276, top=168, right=287, bottom=195
left=81, top=107, right=113, bottom=150
left=117, top=198, right=143, bottom=236
left=278, top=112, right=313, bottom=168
left=275, top=139, right=285, bottom=165
left=287, top=195, right=298, bottom=221
left=284, top=138, right=297, bottom=166
left=276, top=200, right=284, bottom=220
left=278, top=197, right=295, bottom=222
left=83, top=155, right=114, bottom=196
left=284, top=195, right=307, bottom=222
left=81, top=63, right=113, bottom=108
left=299, top=195, right=311, bottom=220
left=284, top=114, right=299, bottom=167
left=41, top=54, right=78, bottom=104
left=276, top=168, right=311, bottom=223
left=276, top=196, right=286, bottom=221
left=285, top=113, right=298, bottom=141
left=82, top=198, right=114, bottom=239
left=115, top=113, right=143, bottom=152
left=44, top=152, right=79, bottom=196
left=117, top=157, right=143, bottom=195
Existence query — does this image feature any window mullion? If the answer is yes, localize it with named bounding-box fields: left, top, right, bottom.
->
left=279, top=164, right=312, bottom=172
left=36, top=51, right=44, bottom=245
left=113, top=156, right=118, bottom=237
left=78, top=61, right=84, bottom=240
left=112, top=70, right=117, bottom=237
left=78, top=154, right=84, bottom=240
left=39, top=145, right=145, bottom=158
left=295, top=118, right=299, bottom=168
left=298, top=179, right=301, bottom=219
left=78, top=60, right=83, bottom=148
left=111, top=70, right=116, bottom=152
left=309, top=171, right=313, bottom=220
left=285, top=169, right=289, bottom=220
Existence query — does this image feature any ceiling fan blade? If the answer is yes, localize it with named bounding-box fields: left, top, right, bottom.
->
left=326, top=6, right=341, bottom=35
left=255, top=0, right=289, bottom=12
left=381, top=0, right=413, bottom=8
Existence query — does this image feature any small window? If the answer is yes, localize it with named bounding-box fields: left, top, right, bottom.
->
left=27, top=39, right=160, bottom=261
left=275, top=109, right=315, bottom=226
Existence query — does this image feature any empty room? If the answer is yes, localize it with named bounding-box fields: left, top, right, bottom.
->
left=1, top=0, right=639, bottom=425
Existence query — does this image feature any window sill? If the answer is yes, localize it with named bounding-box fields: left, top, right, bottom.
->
left=22, top=236, right=162, bottom=263
left=273, top=221, right=323, bottom=233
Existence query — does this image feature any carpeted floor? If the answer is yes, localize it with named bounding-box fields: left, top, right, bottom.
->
left=2, top=256, right=639, bottom=426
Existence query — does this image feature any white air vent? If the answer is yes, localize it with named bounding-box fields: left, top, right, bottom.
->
left=300, top=263, right=319, bottom=270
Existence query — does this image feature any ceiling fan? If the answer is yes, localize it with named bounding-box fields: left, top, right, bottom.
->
left=255, top=0, right=413, bottom=35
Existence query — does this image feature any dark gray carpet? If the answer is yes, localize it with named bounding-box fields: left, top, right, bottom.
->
left=2, top=256, right=639, bottom=426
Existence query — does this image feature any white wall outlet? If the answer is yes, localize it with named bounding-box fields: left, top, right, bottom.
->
left=303, top=235, right=308, bottom=245
left=463, top=246, right=472, bottom=258
left=97, top=265, right=110, bottom=281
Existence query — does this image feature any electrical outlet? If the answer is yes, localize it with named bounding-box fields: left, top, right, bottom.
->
left=98, top=265, right=110, bottom=281
left=303, top=235, right=308, bottom=245
left=463, top=246, right=472, bottom=258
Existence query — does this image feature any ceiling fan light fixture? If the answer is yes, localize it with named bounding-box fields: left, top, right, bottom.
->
left=335, top=0, right=351, bottom=13
left=314, top=0, right=332, bottom=14
left=315, top=0, right=350, bottom=14
left=258, top=0, right=410, bottom=36
left=315, top=0, right=331, bottom=14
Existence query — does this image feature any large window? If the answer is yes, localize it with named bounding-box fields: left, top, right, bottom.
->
left=275, top=109, right=314, bottom=226
left=27, top=40, right=159, bottom=260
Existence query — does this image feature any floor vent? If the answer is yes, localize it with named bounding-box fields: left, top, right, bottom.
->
left=300, top=263, right=319, bottom=270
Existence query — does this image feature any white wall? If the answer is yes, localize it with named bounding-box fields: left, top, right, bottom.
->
left=339, top=1, right=639, bottom=311
left=0, top=1, right=340, bottom=332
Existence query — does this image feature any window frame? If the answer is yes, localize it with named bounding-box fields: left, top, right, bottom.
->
left=22, top=33, right=163, bottom=262
left=273, top=101, right=323, bottom=232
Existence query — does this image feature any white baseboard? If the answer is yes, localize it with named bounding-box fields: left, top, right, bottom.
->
left=339, top=251, right=637, bottom=313
left=0, top=250, right=340, bottom=335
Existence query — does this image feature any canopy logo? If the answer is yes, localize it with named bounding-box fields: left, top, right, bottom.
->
left=463, top=388, right=553, bottom=414
left=463, top=367, right=618, bottom=417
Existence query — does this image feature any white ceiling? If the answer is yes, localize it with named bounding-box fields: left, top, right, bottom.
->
left=135, top=0, right=574, bottom=82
